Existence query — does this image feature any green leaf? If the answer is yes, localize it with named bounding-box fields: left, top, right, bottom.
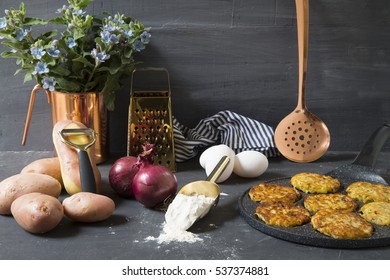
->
left=72, top=29, right=85, bottom=40
left=101, top=74, right=122, bottom=111
left=19, top=2, right=26, bottom=15
left=2, top=40, right=29, bottom=51
left=40, top=31, right=58, bottom=41
left=95, top=66, right=110, bottom=73
left=55, top=76, right=82, bottom=92
left=124, top=47, right=133, bottom=59
left=77, top=0, right=95, bottom=9
left=41, top=54, right=56, bottom=66
left=94, top=37, right=105, bottom=50
left=1, top=51, right=23, bottom=59
left=24, top=72, right=33, bottom=83
left=50, top=65, right=71, bottom=76
left=107, top=56, right=122, bottom=75
left=0, top=30, right=15, bottom=40
left=49, top=17, right=67, bottom=25
left=72, top=55, right=95, bottom=68
left=24, top=17, right=49, bottom=26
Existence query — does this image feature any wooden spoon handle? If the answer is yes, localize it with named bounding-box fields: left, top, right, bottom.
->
left=296, top=0, right=309, bottom=110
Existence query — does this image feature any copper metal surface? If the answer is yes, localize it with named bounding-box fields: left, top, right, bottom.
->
left=22, top=85, right=108, bottom=163
left=274, top=0, right=330, bottom=163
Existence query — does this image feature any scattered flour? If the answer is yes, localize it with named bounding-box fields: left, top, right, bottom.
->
left=145, top=194, right=215, bottom=244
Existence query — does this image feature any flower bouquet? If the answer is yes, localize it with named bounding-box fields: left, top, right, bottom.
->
left=0, top=0, right=151, bottom=110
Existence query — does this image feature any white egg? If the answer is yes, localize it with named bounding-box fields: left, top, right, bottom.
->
left=202, top=145, right=235, bottom=183
left=199, top=144, right=234, bottom=169
left=233, top=151, right=268, bottom=178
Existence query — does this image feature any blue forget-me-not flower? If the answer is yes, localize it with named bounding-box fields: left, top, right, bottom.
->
left=0, top=17, right=6, bottom=29
left=30, top=46, right=46, bottom=59
left=15, top=27, right=30, bottom=41
left=42, top=76, right=56, bottom=92
left=67, top=37, right=77, bottom=48
left=47, top=46, right=60, bottom=57
left=32, top=62, right=49, bottom=75
left=100, top=31, right=119, bottom=45
left=133, top=40, right=145, bottom=52
left=140, top=32, right=151, bottom=44
left=91, top=48, right=110, bottom=63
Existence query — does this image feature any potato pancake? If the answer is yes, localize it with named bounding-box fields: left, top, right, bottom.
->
left=249, top=183, right=301, bottom=204
left=304, top=193, right=357, bottom=214
left=291, top=172, right=340, bottom=194
left=255, top=203, right=311, bottom=227
left=346, top=181, right=390, bottom=203
left=311, top=210, right=373, bottom=239
left=359, top=202, right=390, bottom=226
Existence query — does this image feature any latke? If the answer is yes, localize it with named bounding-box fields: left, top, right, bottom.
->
left=304, top=193, right=357, bottom=214
left=311, top=210, right=373, bottom=239
left=291, top=172, right=340, bottom=194
left=255, top=203, right=311, bottom=227
left=346, top=181, right=390, bottom=203
left=249, top=183, right=301, bottom=204
left=359, top=202, right=390, bottom=226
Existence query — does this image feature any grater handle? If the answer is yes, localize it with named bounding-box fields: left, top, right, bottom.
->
left=130, top=67, right=171, bottom=96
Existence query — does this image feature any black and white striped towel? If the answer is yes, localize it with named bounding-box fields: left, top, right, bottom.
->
left=173, top=110, right=279, bottom=162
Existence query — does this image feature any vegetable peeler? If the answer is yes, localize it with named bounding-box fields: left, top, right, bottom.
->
left=58, top=128, right=97, bottom=193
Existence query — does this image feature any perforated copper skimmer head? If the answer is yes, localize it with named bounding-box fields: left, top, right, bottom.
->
left=274, top=0, right=330, bottom=163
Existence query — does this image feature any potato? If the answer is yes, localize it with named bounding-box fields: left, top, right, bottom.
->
left=21, top=157, right=63, bottom=186
left=11, top=192, right=64, bottom=234
left=62, top=192, right=115, bottom=223
left=53, top=120, right=101, bottom=195
left=0, top=173, right=62, bottom=215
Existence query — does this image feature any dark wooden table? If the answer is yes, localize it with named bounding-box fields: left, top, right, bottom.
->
left=0, top=151, right=389, bottom=260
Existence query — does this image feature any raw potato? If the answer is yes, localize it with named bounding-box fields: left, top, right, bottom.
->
left=62, top=192, right=115, bottom=223
left=21, top=157, right=63, bottom=186
left=11, top=192, right=64, bottom=234
left=0, top=173, right=62, bottom=215
left=53, top=120, right=101, bottom=195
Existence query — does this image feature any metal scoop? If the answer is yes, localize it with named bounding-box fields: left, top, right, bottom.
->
left=164, top=156, right=230, bottom=231
left=178, top=155, right=230, bottom=216
left=58, top=128, right=97, bottom=193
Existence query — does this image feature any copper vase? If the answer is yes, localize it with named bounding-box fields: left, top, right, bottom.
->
left=22, top=84, right=108, bottom=164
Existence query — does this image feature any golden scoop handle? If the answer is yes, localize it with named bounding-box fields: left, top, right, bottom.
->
left=206, top=156, right=230, bottom=183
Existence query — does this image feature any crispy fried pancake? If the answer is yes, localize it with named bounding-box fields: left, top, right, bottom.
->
left=249, top=183, right=301, bottom=204
left=255, top=203, right=311, bottom=227
left=304, top=193, right=357, bottom=214
left=346, top=182, right=390, bottom=203
left=359, top=202, right=390, bottom=226
left=291, top=172, right=340, bottom=194
left=311, top=210, right=373, bottom=239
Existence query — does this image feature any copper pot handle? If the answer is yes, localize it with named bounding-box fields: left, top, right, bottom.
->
left=21, top=84, right=51, bottom=145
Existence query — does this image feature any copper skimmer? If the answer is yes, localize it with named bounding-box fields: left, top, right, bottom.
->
left=274, top=0, right=330, bottom=162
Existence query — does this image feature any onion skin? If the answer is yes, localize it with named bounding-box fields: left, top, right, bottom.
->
left=108, top=156, right=139, bottom=198
left=132, top=164, right=177, bottom=208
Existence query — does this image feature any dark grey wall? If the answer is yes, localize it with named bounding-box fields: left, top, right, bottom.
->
left=0, top=0, right=389, bottom=156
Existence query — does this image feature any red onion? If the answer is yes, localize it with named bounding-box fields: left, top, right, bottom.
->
left=132, top=144, right=177, bottom=208
left=132, top=164, right=177, bottom=208
left=108, top=156, right=139, bottom=198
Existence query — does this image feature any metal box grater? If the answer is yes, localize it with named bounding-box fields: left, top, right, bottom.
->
left=127, top=68, right=176, bottom=171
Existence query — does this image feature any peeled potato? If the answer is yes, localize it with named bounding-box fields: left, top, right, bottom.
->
left=62, top=192, right=115, bottom=223
left=11, top=192, right=64, bottom=234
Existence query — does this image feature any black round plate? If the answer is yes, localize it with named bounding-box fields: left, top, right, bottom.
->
left=238, top=177, right=390, bottom=248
